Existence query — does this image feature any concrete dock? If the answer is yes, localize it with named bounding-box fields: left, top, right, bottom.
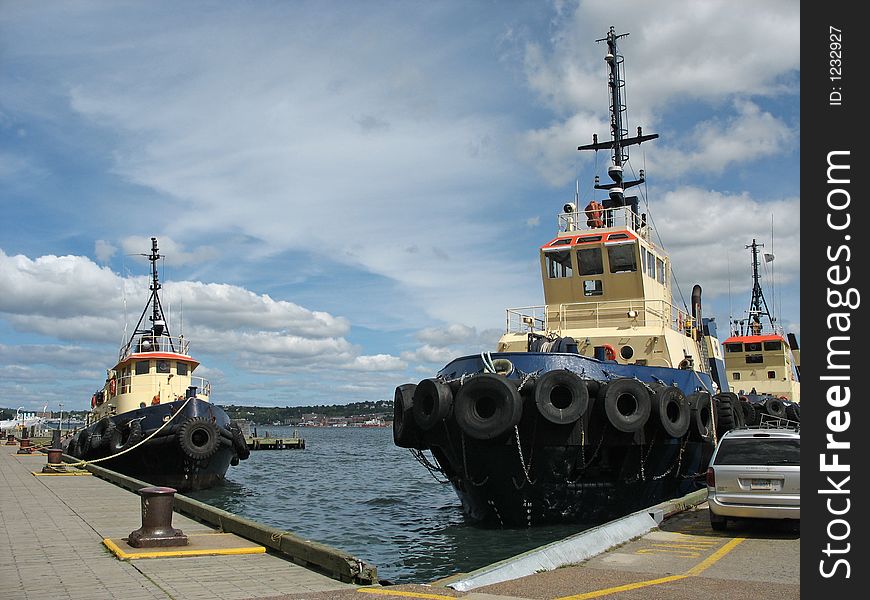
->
left=1, top=444, right=356, bottom=599
left=2, top=441, right=799, bottom=599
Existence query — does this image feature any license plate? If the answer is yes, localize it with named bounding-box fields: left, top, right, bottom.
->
left=751, top=479, right=772, bottom=489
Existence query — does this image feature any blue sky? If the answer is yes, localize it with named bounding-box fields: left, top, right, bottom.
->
left=0, top=1, right=800, bottom=411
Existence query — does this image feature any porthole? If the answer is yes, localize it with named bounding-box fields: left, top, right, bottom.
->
left=620, top=345, right=634, bottom=360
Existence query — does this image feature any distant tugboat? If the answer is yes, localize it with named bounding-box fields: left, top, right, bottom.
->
left=65, top=238, right=250, bottom=490
left=722, top=239, right=801, bottom=425
left=393, top=27, right=743, bottom=527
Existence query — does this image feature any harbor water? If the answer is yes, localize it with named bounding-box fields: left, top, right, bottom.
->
left=188, top=425, right=591, bottom=583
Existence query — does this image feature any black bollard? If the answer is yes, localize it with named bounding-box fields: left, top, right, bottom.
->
left=127, top=486, right=188, bottom=548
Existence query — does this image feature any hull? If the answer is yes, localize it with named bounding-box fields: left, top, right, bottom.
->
left=66, top=398, right=247, bottom=492
left=396, top=352, right=719, bottom=526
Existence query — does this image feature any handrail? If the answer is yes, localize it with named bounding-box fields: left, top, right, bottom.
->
left=119, top=335, right=191, bottom=362
left=558, top=204, right=652, bottom=241
left=506, top=299, right=690, bottom=334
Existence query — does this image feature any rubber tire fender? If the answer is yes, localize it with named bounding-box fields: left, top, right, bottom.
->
left=177, top=417, right=221, bottom=461
left=109, top=419, right=143, bottom=453
left=76, top=429, right=92, bottom=457
left=230, top=424, right=251, bottom=459
left=602, top=378, right=651, bottom=433
left=412, top=378, right=454, bottom=431
left=92, top=417, right=117, bottom=451
left=649, top=384, right=690, bottom=438
left=393, top=383, right=427, bottom=449
left=688, top=391, right=714, bottom=442
left=713, top=394, right=736, bottom=434
left=763, top=397, right=787, bottom=418
left=454, top=373, right=523, bottom=440
left=785, top=402, right=800, bottom=422
left=533, top=369, right=588, bottom=425
left=741, top=400, right=759, bottom=426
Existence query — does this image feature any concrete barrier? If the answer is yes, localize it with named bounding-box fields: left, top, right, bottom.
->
left=443, top=488, right=709, bottom=592
left=64, top=454, right=378, bottom=584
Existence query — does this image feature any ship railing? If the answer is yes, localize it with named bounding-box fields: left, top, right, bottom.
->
left=189, top=376, right=211, bottom=399
left=558, top=204, right=653, bottom=242
left=119, top=334, right=191, bottom=361
left=506, top=299, right=691, bottom=334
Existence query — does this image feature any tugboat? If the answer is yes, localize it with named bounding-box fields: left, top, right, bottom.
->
left=392, top=27, right=739, bottom=526
left=65, top=237, right=250, bottom=490
left=722, top=239, right=801, bottom=425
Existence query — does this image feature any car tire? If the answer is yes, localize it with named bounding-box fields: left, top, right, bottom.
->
left=709, top=512, right=727, bottom=531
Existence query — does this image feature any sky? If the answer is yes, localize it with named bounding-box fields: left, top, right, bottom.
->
left=0, top=0, right=800, bottom=412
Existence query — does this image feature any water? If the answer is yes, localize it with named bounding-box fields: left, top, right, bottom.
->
left=189, top=426, right=590, bottom=583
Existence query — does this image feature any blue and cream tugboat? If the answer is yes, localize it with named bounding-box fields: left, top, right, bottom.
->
left=393, top=27, right=738, bottom=526
left=65, top=237, right=249, bottom=490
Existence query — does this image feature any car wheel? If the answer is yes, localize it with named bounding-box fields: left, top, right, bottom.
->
left=710, top=512, right=727, bottom=531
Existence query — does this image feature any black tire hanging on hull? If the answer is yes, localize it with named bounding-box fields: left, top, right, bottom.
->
left=92, top=417, right=116, bottom=452
left=763, top=397, right=787, bottom=419
left=412, top=378, right=454, bottom=430
left=109, top=419, right=144, bottom=453
left=649, top=384, right=690, bottom=438
left=230, top=423, right=251, bottom=459
left=533, top=369, right=588, bottom=425
left=393, top=383, right=426, bottom=449
left=454, top=373, right=523, bottom=440
left=177, top=417, right=221, bottom=461
left=688, top=391, right=714, bottom=442
left=602, top=378, right=651, bottom=433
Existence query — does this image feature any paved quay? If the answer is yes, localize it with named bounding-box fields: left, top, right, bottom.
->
left=0, top=445, right=355, bottom=600
left=2, top=443, right=799, bottom=600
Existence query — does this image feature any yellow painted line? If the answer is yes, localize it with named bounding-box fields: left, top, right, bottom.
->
left=685, top=537, right=745, bottom=576
left=556, top=574, right=689, bottom=600
left=556, top=537, right=746, bottom=600
left=357, top=588, right=458, bottom=600
left=31, top=471, right=92, bottom=476
left=103, top=537, right=266, bottom=560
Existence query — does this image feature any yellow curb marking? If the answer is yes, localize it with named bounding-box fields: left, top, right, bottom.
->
left=556, top=537, right=745, bottom=600
left=357, top=588, right=458, bottom=600
left=103, top=537, right=266, bottom=560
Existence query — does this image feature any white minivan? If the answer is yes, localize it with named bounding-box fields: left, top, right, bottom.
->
left=705, top=427, right=800, bottom=530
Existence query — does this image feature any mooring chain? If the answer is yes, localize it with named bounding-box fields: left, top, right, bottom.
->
left=514, top=425, right=533, bottom=484
left=409, top=449, right=450, bottom=484
left=652, top=436, right=688, bottom=480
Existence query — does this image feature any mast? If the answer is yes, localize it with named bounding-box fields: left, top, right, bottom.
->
left=745, top=238, right=774, bottom=336
left=130, top=237, right=171, bottom=343
left=577, top=26, right=658, bottom=226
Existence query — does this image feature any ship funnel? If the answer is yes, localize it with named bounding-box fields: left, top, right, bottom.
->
left=691, top=285, right=702, bottom=322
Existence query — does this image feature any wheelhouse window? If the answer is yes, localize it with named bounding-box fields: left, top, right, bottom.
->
left=157, top=360, right=170, bottom=374
left=135, top=360, right=150, bottom=375
left=545, top=250, right=573, bottom=278
left=607, top=244, right=637, bottom=273
left=176, top=362, right=188, bottom=376
left=577, top=247, right=603, bottom=276
left=745, top=342, right=762, bottom=352
left=645, top=249, right=656, bottom=279
left=656, top=257, right=666, bottom=284
left=583, top=280, right=603, bottom=296
left=745, top=354, right=764, bottom=364
left=725, top=343, right=744, bottom=353
left=763, top=340, right=782, bottom=351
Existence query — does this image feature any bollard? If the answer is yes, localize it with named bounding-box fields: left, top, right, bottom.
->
left=51, top=429, right=61, bottom=449
left=5, top=434, right=15, bottom=445
left=16, top=437, right=33, bottom=454
left=46, top=448, right=63, bottom=464
left=127, top=486, right=189, bottom=548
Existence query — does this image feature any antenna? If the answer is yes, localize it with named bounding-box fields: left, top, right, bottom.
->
left=746, top=239, right=774, bottom=335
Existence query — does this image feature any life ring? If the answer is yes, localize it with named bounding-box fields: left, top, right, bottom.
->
left=109, top=379, right=117, bottom=396
left=109, top=419, right=143, bottom=453
left=584, top=200, right=604, bottom=228
left=91, top=394, right=96, bottom=409
left=603, top=378, right=651, bottom=432
left=533, top=369, right=588, bottom=425
left=151, top=394, right=160, bottom=405
left=649, top=384, right=690, bottom=437
left=176, top=417, right=220, bottom=461
left=393, top=383, right=425, bottom=449
left=454, top=373, right=523, bottom=440
left=602, top=344, right=617, bottom=362
left=412, top=378, right=454, bottom=431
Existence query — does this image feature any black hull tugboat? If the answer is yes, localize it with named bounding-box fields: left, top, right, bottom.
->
left=65, top=238, right=249, bottom=491
left=393, top=28, right=740, bottom=527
